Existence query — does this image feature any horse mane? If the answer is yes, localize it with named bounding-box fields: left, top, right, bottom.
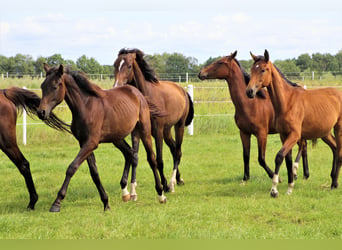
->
left=118, top=48, right=159, bottom=84
left=234, top=58, right=266, bottom=99
left=253, top=55, right=300, bottom=88
left=65, top=67, right=104, bottom=97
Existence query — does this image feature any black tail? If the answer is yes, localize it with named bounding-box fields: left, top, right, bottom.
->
left=185, top=92, right=194, bottom=126
left=4, top=87, right=71, bottom=133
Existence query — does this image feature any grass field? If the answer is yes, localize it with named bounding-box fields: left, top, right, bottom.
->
left=0, top=77, right=342, bottom=239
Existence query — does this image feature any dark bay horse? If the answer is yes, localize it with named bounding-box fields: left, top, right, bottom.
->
left=0, top=87, right=70, bottom=209
left=113, top=48, right=194, bottom=193
left=38, top=63, right=166, bottom=212
left=246, top=50, right=341, bottom=197
left=198, top=51, right=309, bottom=182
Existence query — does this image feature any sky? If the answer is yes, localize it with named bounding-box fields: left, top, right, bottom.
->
left=1, top=0, right=341, bottom=65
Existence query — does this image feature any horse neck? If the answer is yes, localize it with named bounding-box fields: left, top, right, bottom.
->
left=225, top=64, right=251, bottom=113
left=132, top=61, right=148, bottom=95
left=267, top=64, right=293, bottom=114
left=63, top=74, right=90, bottom=117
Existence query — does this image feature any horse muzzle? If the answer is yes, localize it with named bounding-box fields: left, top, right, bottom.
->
left=246, top=88, right=256, bottom=99
left=37, top=109, right=47, bottom=120
left=198, top=72, right=208, bottom=80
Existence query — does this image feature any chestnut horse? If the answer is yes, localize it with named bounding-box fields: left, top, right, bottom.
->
left=0, top=87, right=70, bottom=209
left=113, top=48, right=194, bottom=193
left=198, top=51, right=309, bottom=182
left=246, top=50, right=341, bottom=197
left=38, top=64, right=166, bottom=212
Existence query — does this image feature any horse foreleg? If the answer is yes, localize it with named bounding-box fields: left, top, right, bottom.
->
left=154, top=125, right=168, bottom=192
left=130, top=130, right=140, bottom=201
left=3, top=145, right=38, bottom=210
left=239, top=131, right=251, bottom=182
left=86, top=153, right=110, bottom=210
left=50, top=142, right=96, bottom=212
left=271, top=133, right=298, bottom=198
left=256, top=132, right=275, bottom=179
left=114, top=139, right=133, bottom=202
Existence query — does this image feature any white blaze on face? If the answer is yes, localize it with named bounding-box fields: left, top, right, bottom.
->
left=119, top=59, right=125, bottom=71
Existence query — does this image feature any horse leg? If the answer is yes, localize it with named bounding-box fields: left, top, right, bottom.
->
left=293, top=140, right=304, bottom=180
left=271, top=133, right=298, bottom=198
left=256, top=131, right=275, bottom=179
left=130, top=130, right=141, bottom=201
left=86, top=153, right=110, bottom=210
left=239, top=131, right=251, bottom=182
left=50, top=141, right=97, bottom=212
left=301, top=140, right=310, bottom=179
left=321, top=134, right=337, bottom=187
left=139, top=123, right=166, bottom=203
left=332, top=126, right=342, bottom=189
left=2, top=145, right=38, bottom=210
left=164, top=124, right=184, bottom=193
left=153, top=123, right=168, bottom=192
left=113, top=139, right=134, bottom=202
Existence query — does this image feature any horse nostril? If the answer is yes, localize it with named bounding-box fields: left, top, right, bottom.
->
left=37, top=110, right=46, bottom=120
left=246, top=89, right=255, bottom=99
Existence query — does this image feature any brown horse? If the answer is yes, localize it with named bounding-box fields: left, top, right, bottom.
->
left=246, top=50, right=341, bottom=197
left=38, top=63, right=166, bottom=212
left=0, top=87, right=70, bottom=209
left=198, top=51, right=309, bottom=182
left=113, top=48, right=194, bottom=193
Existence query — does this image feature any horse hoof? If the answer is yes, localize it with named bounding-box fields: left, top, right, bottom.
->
left=294, top=174, right=298, bottom=180
left=331, top=183, right=339, bottom=189
left=177, top=179, right=185, bottom=185
left=163, top=185, right=171, bottom=193
left=49, top=205, right=61, bottom=212
left=270, top=190, right=279, bottom=198
left=122, top=194, right=131, bottom=202
left=158, top=195, right=167, bottom=204
left=130, top=194, right=138, bottom=201
left=104, top=205, right=111, bottom=211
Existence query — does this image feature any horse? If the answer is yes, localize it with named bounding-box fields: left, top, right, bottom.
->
left=0, top=86, right=70, bottom=210
left=198, top=51, right=310, bottom=182
left=37, top=63, right=166, bottom=212
left=113, top=48, right=194, bottom=193
left=246, top=50, right=341, bottom=197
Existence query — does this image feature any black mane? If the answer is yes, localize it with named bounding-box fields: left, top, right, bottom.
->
left=65, top=67, right=102, bottom=97
left=118, top=48, right=159, bottom=83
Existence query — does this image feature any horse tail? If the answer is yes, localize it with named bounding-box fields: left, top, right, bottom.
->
left=4, top=87, right=71, bottom=133
left=185, top=92, right=194, bottom=126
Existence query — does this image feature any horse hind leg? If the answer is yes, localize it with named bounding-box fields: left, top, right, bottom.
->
left=3, top=145, right=38, bottom=210
left=164, top=124, right=185, bottom=193
left=130, top=129, right=141, bottom=201
left=321, top=133, right=337, bottom=188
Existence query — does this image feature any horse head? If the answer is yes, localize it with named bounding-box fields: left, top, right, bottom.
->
left=246, top=50, right=272, bottom=98
left=38, top=63, right=66, bottom=120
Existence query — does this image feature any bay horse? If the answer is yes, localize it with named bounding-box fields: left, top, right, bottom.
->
left=246, top=50, right=341, bottom=197
left=113, top=48, right=194, bottom=193
left=37, top=63, right=166, bottom=212
left=198, top=51, right=310, bottom=182
left=0, top=87, right=70, bottom=209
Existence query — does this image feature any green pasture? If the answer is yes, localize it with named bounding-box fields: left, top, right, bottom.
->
left=0, top=77, right=342, bottom=239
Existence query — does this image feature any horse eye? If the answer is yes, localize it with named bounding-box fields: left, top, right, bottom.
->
left=128, top=65, right=132, bottom=69
left=261, top=69, right=266, bottom=73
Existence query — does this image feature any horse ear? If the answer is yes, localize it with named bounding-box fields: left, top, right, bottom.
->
left=230, top=50, right=237, bottom=59
left=58, top=65, right=64, bottom=76
left=43, top=63, right=50, bottom=72
left=264, top=50, right=269, bottom=62
left=250, top=52, right=257, bottom=61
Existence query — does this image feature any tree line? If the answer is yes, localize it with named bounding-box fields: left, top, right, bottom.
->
left=1, top=50, right=342, bottom=79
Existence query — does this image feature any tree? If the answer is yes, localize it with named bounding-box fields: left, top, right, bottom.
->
left=76, top=55, right=102, bottom=74
left=296, top=53, right=312, bottom=71
left=46, top=54, right=65, bottom=66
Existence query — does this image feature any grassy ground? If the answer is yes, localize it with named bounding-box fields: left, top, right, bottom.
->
left=0, top=77, right=342, bottom=239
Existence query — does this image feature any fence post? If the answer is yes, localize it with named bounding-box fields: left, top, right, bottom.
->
left=23, top=86, right=27, bottom=145
left=187, top=84, right=194, bottom=136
